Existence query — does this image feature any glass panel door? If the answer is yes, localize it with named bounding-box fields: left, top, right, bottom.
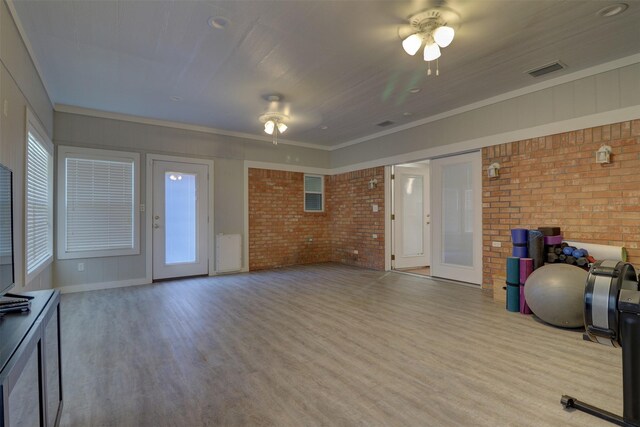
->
left=430, top=152, right=482, bottom=284
left=152, top=160, right=209, bottom=280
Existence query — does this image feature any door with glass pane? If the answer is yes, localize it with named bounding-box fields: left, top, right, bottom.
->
left=430, top=152, right=482, bottom=284
left=393, top=164, right=430, bottom=269
left=152, top=160, right=208, bottom=280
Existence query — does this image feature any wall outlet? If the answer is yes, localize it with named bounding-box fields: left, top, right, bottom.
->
left=372, top=234, right=377, bottom=239
left=353, top=250, right=359, bottom=255
left=77, top=262, right=85, bottom=272
left=372, top=204, right=379, bottom=212
left=140, top=204, right=145, bottom=212
left=308, top=237, right=313, bottom=242
left=492, top=241, right=502, bottom=248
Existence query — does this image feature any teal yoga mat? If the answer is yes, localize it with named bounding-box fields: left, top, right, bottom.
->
left=506, top=257, right=520, bottom=285
left=507, top=284, right=520, bottom=312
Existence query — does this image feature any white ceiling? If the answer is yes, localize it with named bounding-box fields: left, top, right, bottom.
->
left=11, top=0, right=640, bottom=148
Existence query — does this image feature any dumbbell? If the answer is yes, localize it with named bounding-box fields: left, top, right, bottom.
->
left=547, top=253, right=559, bottom=263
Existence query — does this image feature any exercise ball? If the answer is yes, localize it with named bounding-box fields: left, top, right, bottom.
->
left=524, top=264, right=588, bottom=328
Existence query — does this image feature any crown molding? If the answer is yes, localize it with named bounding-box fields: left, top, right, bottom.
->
left=330, top=53, right=640, bottom=151
left=54, top=104, right=333, bottom=151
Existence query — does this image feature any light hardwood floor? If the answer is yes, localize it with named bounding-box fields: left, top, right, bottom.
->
left=60, top=263, right=620, bottom=426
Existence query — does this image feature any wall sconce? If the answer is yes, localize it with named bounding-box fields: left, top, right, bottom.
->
left=595, top=144, right=612, bottom=164
left=368, top=178, right=378, bottom=189
left=487, top=163, right=500, bottom=178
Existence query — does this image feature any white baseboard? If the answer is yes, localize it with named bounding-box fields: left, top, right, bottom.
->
left=56, top=278, right=151, bottom=294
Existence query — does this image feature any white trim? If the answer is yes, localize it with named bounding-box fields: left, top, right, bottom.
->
left=332, top=53, right=640, bottom=151
left=57, top=277, right=150, bottom=294
left=383, top=166, right=392, bottom=271
left=146, top=154, right=215, bottom=280
left=330, top=105, right=640, bottom=175
left=243, top=163, right=250, bottom=273
left=57, top=146, right=141, bottom=259
left=54, top=104, right=332, bottom=152
left=5, top=0, right=55, bottom=106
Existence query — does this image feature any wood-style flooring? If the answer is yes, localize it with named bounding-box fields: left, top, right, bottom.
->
left=60, top=263, right=621, bottom=426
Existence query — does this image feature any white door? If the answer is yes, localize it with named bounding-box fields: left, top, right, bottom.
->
left=430, top=152, right=482, bottom=284
left=393, top=164, right=430, bottom=269
left=152, top=160, right=209, bottom=280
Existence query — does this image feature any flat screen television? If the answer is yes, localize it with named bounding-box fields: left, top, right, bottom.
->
left=0, top=163, right=14, bottom=296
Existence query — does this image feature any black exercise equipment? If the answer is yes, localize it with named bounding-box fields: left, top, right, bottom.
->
left=561, top=260, right=640, bottom=426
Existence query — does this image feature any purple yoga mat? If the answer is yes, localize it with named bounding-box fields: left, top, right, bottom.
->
left=511, top=228, right=528, bottom=244
left=519, top=258, right=533, bottom=315
left=513, top=246, right=528, bottom=258
left=519, top=258, right=534, bottom=284
left=519, top=285, right=532, bottom=314
left=543, top=235, right=563, bottom=245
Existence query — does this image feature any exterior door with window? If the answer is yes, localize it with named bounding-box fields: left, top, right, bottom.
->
left=430, top=152, right=482, bottom=284
left=393, top=164, right=430, bottom=269
left=152, top=160, right=209, bottom=280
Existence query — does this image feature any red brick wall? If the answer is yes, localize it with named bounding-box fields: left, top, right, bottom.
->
left=248, top=167, right=385, bottom=271
left=248, top=169, right=331, bottom=270
left=328, top=167, right=385, bottom=270
left=483, top=119, right=640, bottom=300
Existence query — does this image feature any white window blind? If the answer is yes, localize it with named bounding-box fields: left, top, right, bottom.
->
left=65, top=157, right=134, bottom=252
left=304, top=175, right=323, bottom=212
left=0, top=166, right=11, bottom=259
left=26, top=130, right=53, bottom=275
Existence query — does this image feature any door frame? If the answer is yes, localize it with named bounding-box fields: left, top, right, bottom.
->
left=391, top=163, right=431, bottom=270
left=145, top=154, right=215, bottom=281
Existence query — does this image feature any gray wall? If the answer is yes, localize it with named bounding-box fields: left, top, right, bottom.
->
left=330, top=62, right=640, bottom=168
left=52, top=111, right=330, bottom=288
left=0, top=0, right=54, bottom=291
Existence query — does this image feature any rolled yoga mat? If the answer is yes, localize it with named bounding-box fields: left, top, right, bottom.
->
left=519, top=258, right=533, bottom=314
left=511, top=228, right=529, bottom=257
left=528, top=230, right=545, bottom=270
left=506, top=257, right=520, bottom=312
left=564, top=241, right=627, bottom=261
left=543, top=235, right=563, bottom=245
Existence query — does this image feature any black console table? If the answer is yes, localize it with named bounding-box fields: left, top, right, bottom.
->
left=0, top=290, right=62, bottom=427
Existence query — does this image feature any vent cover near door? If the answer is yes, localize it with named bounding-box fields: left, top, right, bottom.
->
left=216, top=234, right=242, bottom=272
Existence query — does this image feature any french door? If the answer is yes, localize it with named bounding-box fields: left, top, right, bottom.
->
left=393, top=164, right=430, bottom=269
left=152, top=160, right=209, bottom=280
left=430, top=152, right=482, bottom=284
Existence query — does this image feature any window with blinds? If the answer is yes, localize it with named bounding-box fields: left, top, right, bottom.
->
left=25, top=126, right=53, bottom=279
left=304, top=174, right=324, bottom=212
left=58, top=147, right=140, bottom=259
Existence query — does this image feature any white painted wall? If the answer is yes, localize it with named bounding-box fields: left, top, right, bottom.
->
left=52, top=111, right=331, bottom=289
left=330, top=61, right=640, bottom=170
left=0, top=0, right=54, bottom=291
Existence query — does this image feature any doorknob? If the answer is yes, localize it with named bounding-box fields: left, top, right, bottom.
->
left=154, top=215, right=160, bottom=220
left=153, top=224, right=160, bottom=229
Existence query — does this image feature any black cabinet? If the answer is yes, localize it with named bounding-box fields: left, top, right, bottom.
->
left=0, top=290, right=62, bottom=427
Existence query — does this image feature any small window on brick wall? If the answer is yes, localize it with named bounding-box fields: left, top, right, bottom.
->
left=304, top=175, right=324, bottom=212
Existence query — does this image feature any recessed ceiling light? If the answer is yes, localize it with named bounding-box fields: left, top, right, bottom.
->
left=320, top=125, right=328, bottom=130
left=169, top=96, right=182, bottom=102
left=597, top=3, right=628, bottom=17
left=408, top=87, right=421, bottom=93
left=208, top=16, right=230, bottom=29
left=403, top=112, right=413, bottom=117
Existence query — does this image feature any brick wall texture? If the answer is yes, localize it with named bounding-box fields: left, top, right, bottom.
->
left=483, top=119, right=640, bottom=300
left=248, top=166, right=385, bottom=271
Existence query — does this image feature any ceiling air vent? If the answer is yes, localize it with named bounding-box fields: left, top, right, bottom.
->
left=377, top=120, right=395, bottom=127
left=526, top=61, right=565, bottom=78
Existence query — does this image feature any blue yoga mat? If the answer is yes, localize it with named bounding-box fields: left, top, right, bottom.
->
left=511, top=228, right=529, bottom=257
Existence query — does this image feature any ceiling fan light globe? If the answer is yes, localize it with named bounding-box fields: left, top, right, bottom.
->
left=277, top=122, right=288, bottom=133
left=402, top=33, right=423, bottom=55
left=264, top=120, right=275, bottom=135
left=423, top=43, right=441, bottom=61
left=433, top=26, right=454, bottom=48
